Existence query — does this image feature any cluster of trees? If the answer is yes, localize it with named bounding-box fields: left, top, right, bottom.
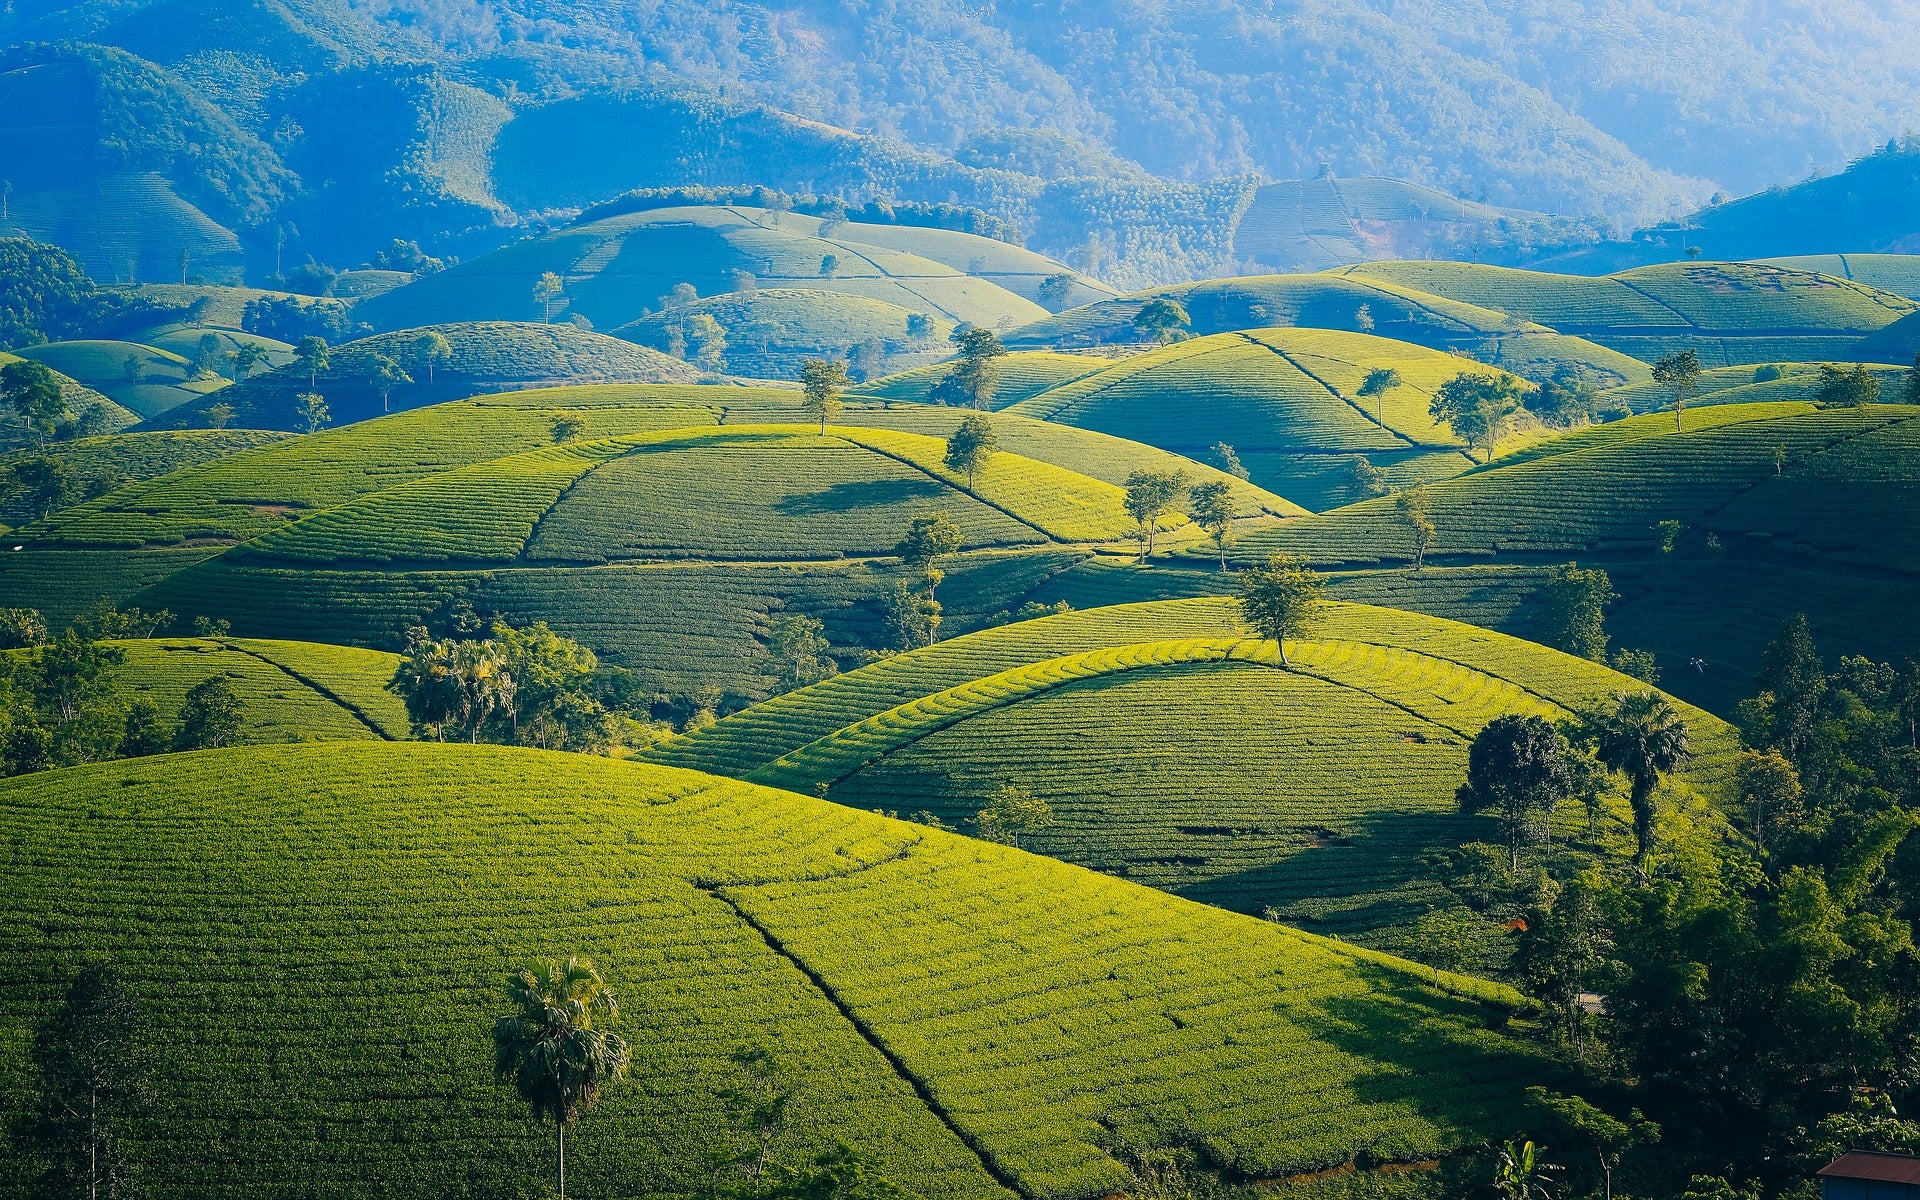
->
left=2, top=359, right=121, bottom=449
left=0, top=605, right=245, bottom=776
left=928, top=327, right=1006, bottom=408
left=1408, top=611, right=1920, bottom=1198
left=387, top=620, right=621, bottom=750
left=240, top=296, right=370, bottom=346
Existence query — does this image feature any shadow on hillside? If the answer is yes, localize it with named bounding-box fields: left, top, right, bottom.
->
left=1175, top=810, right=1482, bottom=932
left=775, top=477, right=947, bottom=513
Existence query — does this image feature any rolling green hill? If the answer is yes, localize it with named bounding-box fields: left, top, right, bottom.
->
left=1596, top=362, right=1911, bottom=414
left=652, top=598, right=1735, bottom=944
left=1219, top=404, right=1920, bottom=711
left=8, top=635, right=408, bottom=741
left=0, top=428, right=285, bottom=523
left=850, top=351, right=1114, bottom=407
left=0, top=351, right=139, bottom=449
left=1338, top=261, right=1919, bottom=365
left=143, top=322, right=704, bottom=430
left=1757, top=254, right=1920, bottom=301
left=614, top=288, right=954, bottom=381
left=0, top=740, right=1572, bottom=1199
left=15, top=338, right=232, bottom=418
left=357, top=205, right=1052, bottom=338
left=1233, top=176, right=1605, bottom=273
left=1006, top=328, right=1528, bottom=509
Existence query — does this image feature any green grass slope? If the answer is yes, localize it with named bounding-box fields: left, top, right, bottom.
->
left=0, top=429, right=286, bottom=524
left=13, top=339, right=228, bottom=419
left=0, top=352, right=140, bottom=450
left=0, top=741, right=1567, bottom=1199
left=1340, top=261, right=1919, bottom=366
left=850, top=351, right=1114, bottom=407
left=1849, top=310, right=1920, bottom=366
left=1224, top=404, right=1920, bottom=711
left=1596, top=363, right=1911, bottom=414
left=613, top=288, right=955, bottom=380
left=652, top=598, right=1735, bottom=943
left=357, top=205, right=1049, bottom=337
left=1007, top=328, right=1524, bottom=509
left=10, top=635, right=408, bottom=741
left=1757, top=255, right=1920, bottom=301
left=144, top=322, right=704, bottom=430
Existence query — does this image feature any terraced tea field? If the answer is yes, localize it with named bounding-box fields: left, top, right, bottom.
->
left=615, top=288, right=955, bottom=380
left=0, top=429, right=286, bottom=524
left=656, top=599, right=1737, bottom=939
left=1007, top=327, right=1523, bottom=507
left=850, top=350, right=1115, bottom=408
left=359, top=205, right=1051, bottom=336
left=12, top=636, right=409, bottom=741
left=15, top=338, right=231, bottom=418
left=0, top=742, right=1567, bottom=1200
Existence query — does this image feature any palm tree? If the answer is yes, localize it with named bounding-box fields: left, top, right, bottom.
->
left=494, top=958, right=631, bottom=1200
left=1590, top=691, right=1691, bottom=873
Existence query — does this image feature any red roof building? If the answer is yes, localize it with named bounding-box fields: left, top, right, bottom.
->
left=1819, top=1151, right=1920, bottom=1200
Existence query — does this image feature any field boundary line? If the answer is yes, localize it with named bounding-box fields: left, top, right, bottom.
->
left=218, top=640, right=396, bottom=740
left=514, top=440, right=641, bottom=563
left=1242, top=334, right=1424, bottom=449
left=699, top=882, right=1037, bottom=1200
left=831, top=431, right=1068, bottom=544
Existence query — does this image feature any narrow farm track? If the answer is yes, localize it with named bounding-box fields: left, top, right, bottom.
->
left=1244, top=333, right=1423, bottom=448
left=217, top=641, right=395, bottom=740
left=700, top=881, right=1038, bottom=1200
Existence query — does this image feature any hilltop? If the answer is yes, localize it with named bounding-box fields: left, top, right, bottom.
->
left=0, top=741, right=1575, bottom=1199
left=1217, top=403, right=1920, bottom=711
left=356, top=206, right=1054, bottom=337
left=143, top=322, right=702, bottom=429
left=653, top=598, right=1737, bottom=944
left=1005, top=328, right=1525, bottom=509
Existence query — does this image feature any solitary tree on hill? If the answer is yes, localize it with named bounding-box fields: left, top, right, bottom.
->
left=1396, top=486, right=1436, bottom=571
left=943, top=411, right=998, bottom=488
left=935, top=327, right=1007, bottom=409
left=762, top=614, right=837, bottom=694
left=1430, top=371, right=1527, bottom=463
left=1123, top=469, right=1187, bottom=559
left=975, top=783, right=1052, bottom=848
left=294, top=336, right=329, bottom=387
left=2, top=359, right=68, bottom=447
left=1210, top=441, right=1250, bottom=481
left=549, top=411, right=587, bottom=443
left=173, top=676, right=243, bottom=750
left=1589, top=691, right=1691, bottom=874
left=1357, top=367, right=1403, bottom=427
left=412, top=331, right=453, bottom=383
left=294, top=392, right=329, bottom=435
left=1458, top=714, right=1573, bottom=872
left=202, top=402, right=236, bottom=430
left=533, top=272, right=565, bottom=323
left=1539, top=563, right=1615, bottom=661
left=226, top=340, right=270, bottom=380
left=1038, top=273, right=1073, bottom=309
left=29, top=963, right=148, bottom=1200
left=1188, top=479, right=1235, bottom=569
left=1132, top=297, right=1191, bottom=343
left=1651, top=350, right=1702, bottom=431
left=896, top=512, right=962, bottom=614
left=819, top=253, right=840, bottom=279
left=367, top=354, right=411, bottom=412
left=494, top=958, right=630, bottom=1200
left=1736, top=748, right=1803, bottom=856
left=687, top=314, right=729, bottom=374
left=1236, top=554, right=1326, bottom=666
left=800, top=358, right=848, bottom=433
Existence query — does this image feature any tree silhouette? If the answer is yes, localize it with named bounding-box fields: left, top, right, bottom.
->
left=494, top=958, right=630, bottom=1200
left=1589, top=692, right=1691, bottom=873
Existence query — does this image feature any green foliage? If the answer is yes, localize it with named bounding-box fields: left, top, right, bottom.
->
left=1456, top=714, right=1573, bottom=871
left=1652, top=349, right=1704, bottom=428
left=1538, top=563, right=1614, bottom=661
left=762, top=615, right=839, bottom=695
left=1586, top=691, right=1691, bottom=871
left=1430, top=371, right=1528, bottom=463
left=1131, top=298, right=1192, bottom=343
left=1188, top=479, right=1235, bottom=568
left=943, top=412, right=997, bottom=488
left=1815, top=362, right=1880, bottom=407
left=494, top=957, right=631, bottom=1197
left=19, top=964, right=149, bottom=1200
left=294, top=392, right=330, bottom=434
left=2, top=360, right=69, bottom=444
left=1236, top=556, right=1325, bottom=663
left=1123, top=469, right=1187, bottom=558
left=801, top=359, right=849, bottom=432
left=0, top=239, right=122, bottom=351
left=974, top=782, right=1052, bottom=848
left=173, top=675, right=244, bottom=750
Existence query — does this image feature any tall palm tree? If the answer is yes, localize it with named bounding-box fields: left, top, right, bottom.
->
left=1590, top=691, right=1691, bottom=874
left=494, top=958, right=631, bottom=1200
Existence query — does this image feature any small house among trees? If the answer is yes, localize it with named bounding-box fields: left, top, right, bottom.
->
left=1819, top=1151, right=1920, bottom=1200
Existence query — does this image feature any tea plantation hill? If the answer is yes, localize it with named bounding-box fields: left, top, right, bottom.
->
left=1594, top=362, right=1913, bottom=415
left=1003, top=272, right=1652, bottom=387
left=1337, top=261, right=1919, bottom=367
left=1002, top=328, right=1529, bottom=510
left=4, top=390, right=1287, bottom=693
left=1232, top=175, right=1601, bottom=274
left=0, top=429, right=285, bottom=524
left=614, top=288, right=955, bottom=381
left=652, top=597, right=1737, bottom=946
left=0, top=740, right=1590, bottom=1200
left=0, top=352, right=138, bottom=448
left=127, top=424, right=1175, bottom=698
left=356, top=205, right=1064, bottom=337
left=1208, top=403, right=1920, bottom=713
left=16, top=328, right=293, bottom=419
left=4, top=635, right=407, bottom=741
left=1758, top=255, right=1920, bottom=301
left=849, top=351, right=1115, bottom=408
left=143, top=322, right=702, bottom=431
